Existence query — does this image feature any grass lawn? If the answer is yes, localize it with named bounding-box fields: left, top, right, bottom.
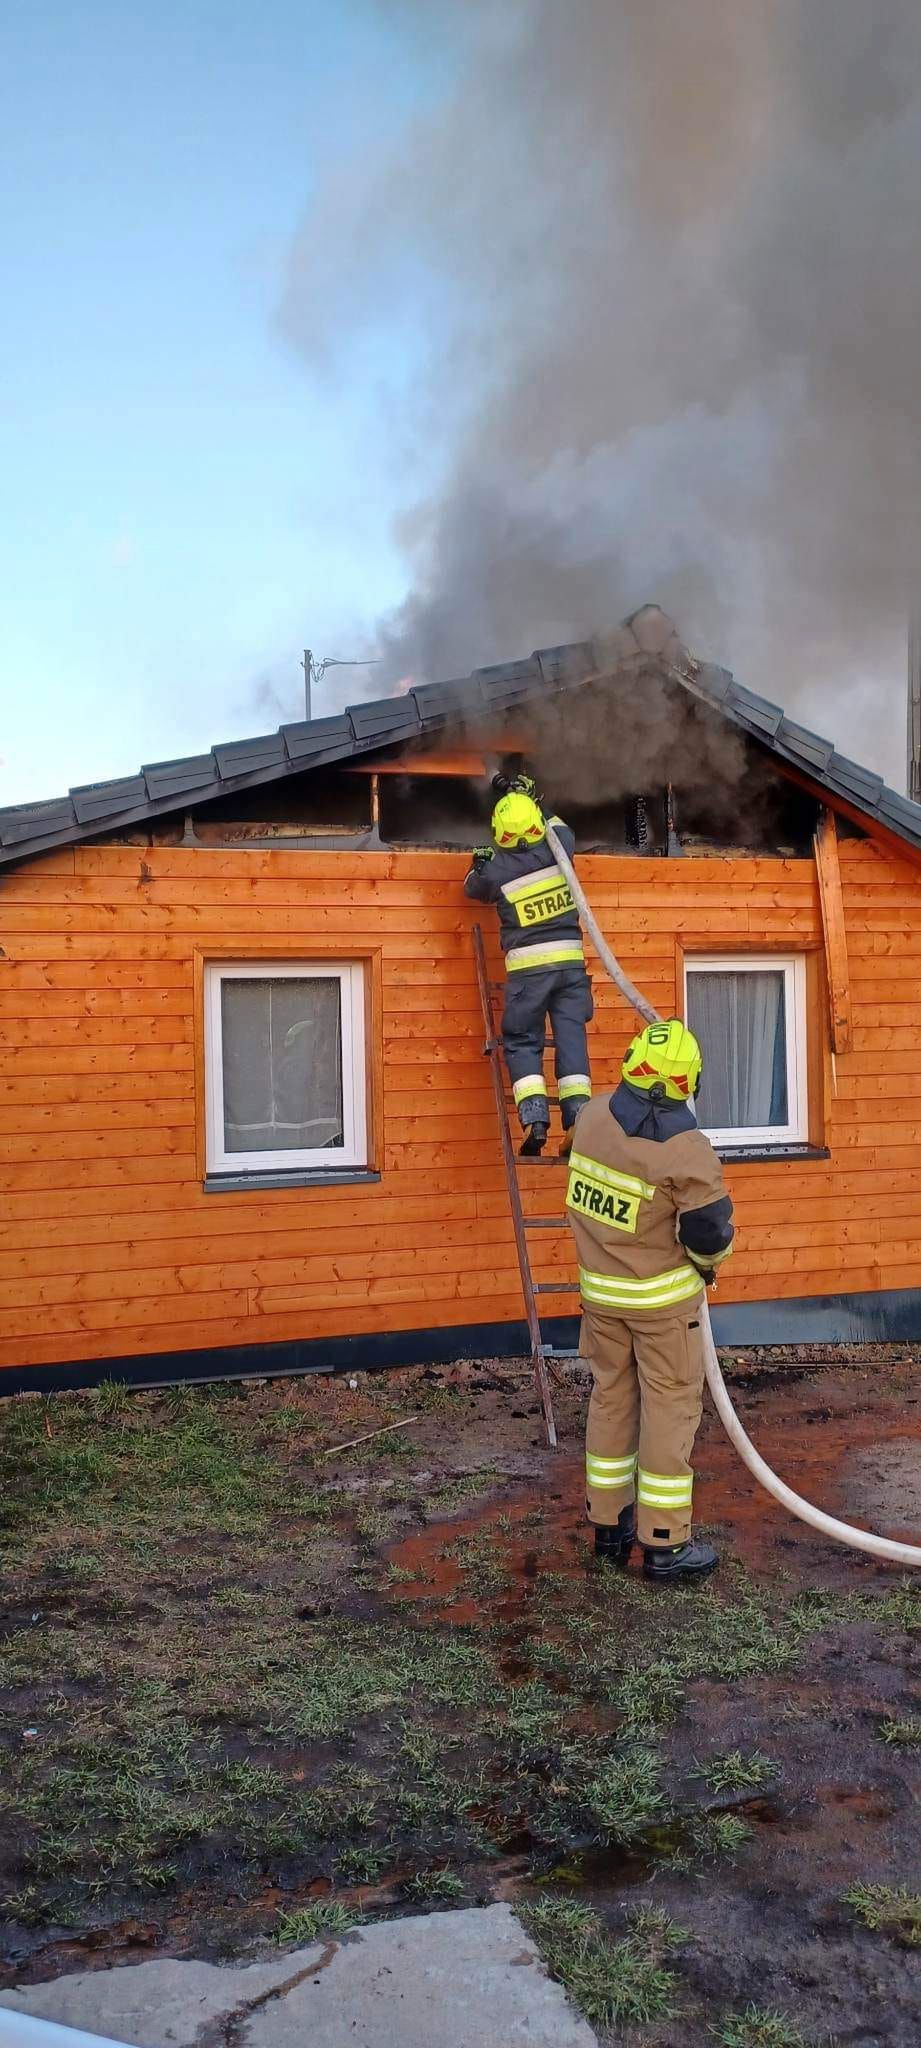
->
left=1, top=1360, right=920, bottom=2046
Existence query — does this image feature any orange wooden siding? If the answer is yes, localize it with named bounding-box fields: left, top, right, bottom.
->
left=0, top=836, right=919, bottom=1374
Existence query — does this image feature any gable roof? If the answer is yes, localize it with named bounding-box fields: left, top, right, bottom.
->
left=1, top=608, right=918, bottom=867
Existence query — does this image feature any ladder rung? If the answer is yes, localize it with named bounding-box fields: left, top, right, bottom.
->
left=534, top=1282, right=581, bottom=1294
left=525, top=1216, right=566, bottom=1229
left=515, top=1156, right=567, bottom=1168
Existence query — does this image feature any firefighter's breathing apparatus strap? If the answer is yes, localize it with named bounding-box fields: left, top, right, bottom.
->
left=543, top=817, right=921, bottom=1569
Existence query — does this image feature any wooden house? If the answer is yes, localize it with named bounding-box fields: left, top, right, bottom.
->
left=2, top=606, right=920, bottom=1394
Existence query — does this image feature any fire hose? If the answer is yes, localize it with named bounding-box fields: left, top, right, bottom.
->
left=544, top=820, right=921, bottom=1569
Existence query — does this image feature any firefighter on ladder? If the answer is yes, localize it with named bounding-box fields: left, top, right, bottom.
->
left=566, top=1018, right=734, bottom=1582
left=464, top=774, right=592, bottom=1156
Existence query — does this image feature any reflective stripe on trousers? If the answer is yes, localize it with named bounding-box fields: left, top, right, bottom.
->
left=512, top=1073, right=548, bottom=1105
left=637, top=1467, right=693, bottom=1509
left=586, top=1451, right=637, bottom=1489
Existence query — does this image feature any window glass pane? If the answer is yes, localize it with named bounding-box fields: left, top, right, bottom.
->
left=687, top=970, right=788, bottom=1130
left=221, top=977, right=343, bottom=1153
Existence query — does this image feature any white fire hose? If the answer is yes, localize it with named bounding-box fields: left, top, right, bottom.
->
left=545, top=821, right=921, bottom=1568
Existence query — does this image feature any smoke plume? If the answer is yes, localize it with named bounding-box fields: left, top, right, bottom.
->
left=280, top=1, right=921, bottom=786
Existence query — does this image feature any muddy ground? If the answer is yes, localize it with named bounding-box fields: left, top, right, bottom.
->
left=1, top=1353, right=919, bottom=2047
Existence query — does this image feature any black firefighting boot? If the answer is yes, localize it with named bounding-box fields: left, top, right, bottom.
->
left=519, top=1121, right=549, bottom=1157
left=594, top=1505, right=636, bottom=1565
left=642, top=1538, right=719, bottom=1582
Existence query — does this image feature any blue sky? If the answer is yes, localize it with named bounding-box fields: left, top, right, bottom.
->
left=0, top=1, right=438, bottom=805
left=0, top=3, right=908, bottom=807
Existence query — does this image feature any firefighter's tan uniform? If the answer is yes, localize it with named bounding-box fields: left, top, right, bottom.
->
left=566, top=1057, right=733, bottom=1551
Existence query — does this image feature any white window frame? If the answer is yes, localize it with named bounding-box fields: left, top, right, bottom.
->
left=684, top=953, right=808, bottom=1149
left=204, top=960, right=367, bottom=1175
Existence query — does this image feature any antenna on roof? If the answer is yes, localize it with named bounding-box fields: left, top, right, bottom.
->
left=909, top=616, right=921, bottom=803
left=301, top=650, right=383, bottom=721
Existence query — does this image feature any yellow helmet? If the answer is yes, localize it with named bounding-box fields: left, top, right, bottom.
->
left=623, top=1018, right=703, bottom=1101
left=492, top=790, right=546, bottom=847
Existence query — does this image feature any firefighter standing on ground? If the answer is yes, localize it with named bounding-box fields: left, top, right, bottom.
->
left=566, top=1018, right=734, bottom=1582
left=464, top=774, right=592, bottom=1155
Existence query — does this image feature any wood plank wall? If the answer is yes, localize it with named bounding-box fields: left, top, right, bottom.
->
left=0, top=835, right=918, bottom=1376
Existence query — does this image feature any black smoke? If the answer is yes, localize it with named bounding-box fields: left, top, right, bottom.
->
left=279, top=1, right=921, bottom=785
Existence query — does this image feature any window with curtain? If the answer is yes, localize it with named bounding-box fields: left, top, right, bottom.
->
left=685, top=955, right=807, bottom=1146
left=205, top=962, right=367, bottom=1174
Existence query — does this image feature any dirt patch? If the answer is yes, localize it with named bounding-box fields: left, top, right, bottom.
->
left=1, top=1357, right=920, bottom=2044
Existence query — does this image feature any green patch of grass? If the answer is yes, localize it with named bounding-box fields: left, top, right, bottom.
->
left=626, top=1902, right=689, bottom=1949
left=339, top=1429, right=418, bottom=1464
left=714, top=2005, right=809, bottom=2047
left=45, top=1544, right=105, bottom=1579
left=583, top=1745, right=668, bottom=1843
left=694, top=1812, right=752, bottom=1859
left=274, top=1899, right=361, bottom=1946
left=612, top=1661, right=686, bottom=1733
left=701, top=1750, right=776, bottom=1795
left=6, top=1709, right=331, bottom=1903
left=879, top=1713, right=921, bottom=1747
left=491, top=1681, right=567, bottom=1749
left=870, top=1578, right=921, bottom=1633
left=335, top=1845, right=390, bottom=1885
left=353, top=1506, right=394, bottom=1545
left=843, top=1881, right=921, bottom=1947
left=521, top=1897, right=681, bottom=2030
left=0, top=1387, right=291, bottom=1542
left=427, top=1471, right=497, bottom=1514
left=403, top=1869, right=465, bottom=1904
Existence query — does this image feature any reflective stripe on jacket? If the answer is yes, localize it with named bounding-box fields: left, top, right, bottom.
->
left=463, top=818, right=583, bottom=965
left=566, top=1090, right=732, bottom=1317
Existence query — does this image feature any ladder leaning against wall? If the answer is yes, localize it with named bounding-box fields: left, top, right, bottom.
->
left=471, top=923, right=582, bottom=1450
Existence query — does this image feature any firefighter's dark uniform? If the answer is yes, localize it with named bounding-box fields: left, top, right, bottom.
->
left=566, top=1081, right=734, bottom=1548
left=464, top=817, right=592, bottom=1132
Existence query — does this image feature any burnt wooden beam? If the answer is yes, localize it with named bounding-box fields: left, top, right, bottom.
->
left=813, top=806, right=852, bottom=1054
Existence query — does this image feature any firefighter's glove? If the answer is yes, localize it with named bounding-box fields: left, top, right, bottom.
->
left=471, top=845, right=495, bottom=870
left=491, top=770, right=541, bottom=802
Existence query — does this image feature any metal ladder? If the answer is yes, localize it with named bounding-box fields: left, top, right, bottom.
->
left=472, top=924, right=581, bottom=1449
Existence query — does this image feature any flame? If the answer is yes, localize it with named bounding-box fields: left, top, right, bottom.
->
left=394, top=674, right=416, bottom=696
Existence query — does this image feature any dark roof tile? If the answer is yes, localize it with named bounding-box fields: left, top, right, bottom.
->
left=823, top=753, right=885, bottom=807
left=690, top=663, right=734, bottom=703
left=213, top=733, right=287, bottom=778
left=281, top=714, right=353, bottom=762
left=2, top=620, right=920, bottom=863
left=775, top=718, right=835, bottom=772
left=143, top=754, right=220, bottom=801
left=0, top=797, right=77, bottom=845
left=877, top=787, right=921, bottom=830
left=725, top=683, right=786, bottom=737
left=535, top=642, right=595, bottom=687
left=410, top=674, right=485, bottom=727
left=71, top=776, right=148, bottom=823
left=347, top=696, right=421, bottom=742
left=476, top=655, right=543, bottom=694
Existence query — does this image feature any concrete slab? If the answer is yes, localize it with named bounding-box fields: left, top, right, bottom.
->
left=0, top=1906, right=597, bottom=2048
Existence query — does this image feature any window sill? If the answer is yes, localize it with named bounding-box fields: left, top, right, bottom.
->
left=715, top=1144, right=830, bottom=1165
left=204, top=1168, right=381, bottom=1194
